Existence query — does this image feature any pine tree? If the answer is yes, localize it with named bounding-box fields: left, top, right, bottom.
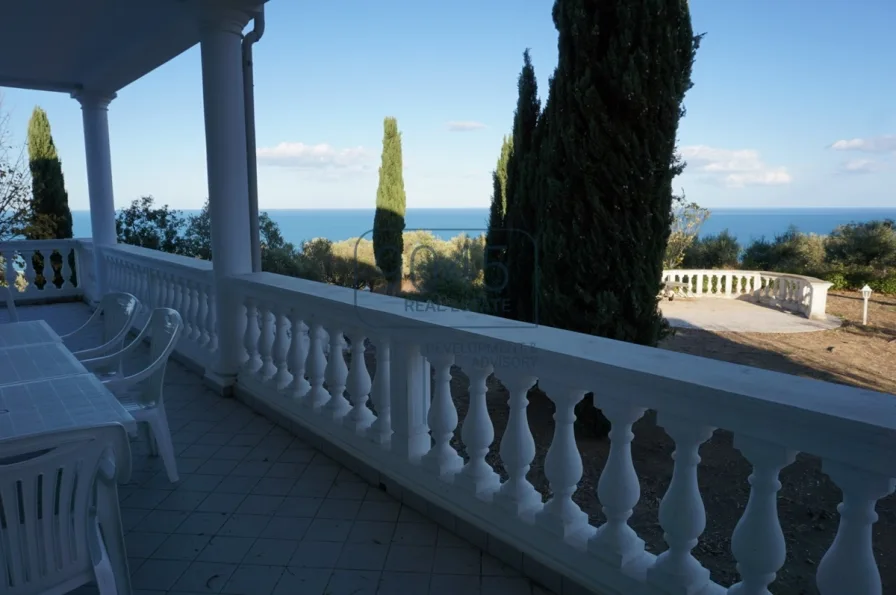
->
left=501, top=49, right=541, bottom=322
left=535, top=0, right=700, bottom=346
left=373, top=117, right=407, bottom=295
left=27, top=107, right=73, bottom=239
left=483, top=135, right=513, bottom=302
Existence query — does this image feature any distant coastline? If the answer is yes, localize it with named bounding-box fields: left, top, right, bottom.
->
left=70, top=206, right=896, bottom=246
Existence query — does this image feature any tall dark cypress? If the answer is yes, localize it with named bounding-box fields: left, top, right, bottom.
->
left=373, top=117, right=407, bottom=295
left=535, top=0, right=700, bottom=346
left=27, top=107, right=73, bottom=239
left=484, top=135, right=512, bottom=302
left=501, top=49, right=541, bottom=322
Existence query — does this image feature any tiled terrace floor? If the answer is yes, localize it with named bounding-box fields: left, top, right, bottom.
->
left=4, top=301, right=550, bottom=595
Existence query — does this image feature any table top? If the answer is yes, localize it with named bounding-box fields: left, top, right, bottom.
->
left=0, top=373, right=136, bottom=440
left=0, top=342, right=87, bottom=387
left=0, top=320, right=61, bottom=349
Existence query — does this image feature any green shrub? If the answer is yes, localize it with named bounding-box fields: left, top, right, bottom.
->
left=742, top=226, right=826, bottom=275
left=825, top=219, right=896, bottom=272
left=869, top=275, right=896, bottom=295
left=682, top=229, right=741, bottom=269
left=824, top=271, right=849, bottom=291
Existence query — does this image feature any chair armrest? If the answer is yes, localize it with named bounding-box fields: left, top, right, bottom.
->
left=60, top=306, right=103, bottom=341
left=103, top=349, right=170, bottom=390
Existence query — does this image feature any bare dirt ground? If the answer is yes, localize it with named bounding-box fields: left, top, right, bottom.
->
left=386, top=291, right=895, bottom=594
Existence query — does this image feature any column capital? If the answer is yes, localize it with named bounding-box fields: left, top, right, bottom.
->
left=71, top=90, right=117, bottom=110
left=195, top=0, right=259, bottom=35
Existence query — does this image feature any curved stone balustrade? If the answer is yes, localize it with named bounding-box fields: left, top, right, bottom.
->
left=662, top=269, right=833, bottom=320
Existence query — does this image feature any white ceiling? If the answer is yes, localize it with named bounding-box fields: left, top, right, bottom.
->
left=0, top=0, right=264, bottom=95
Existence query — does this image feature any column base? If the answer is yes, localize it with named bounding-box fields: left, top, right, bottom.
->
left=203, top=369, right=237, bottom=397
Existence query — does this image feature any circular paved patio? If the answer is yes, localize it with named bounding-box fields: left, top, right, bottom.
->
left=659, top=298, right=842, bottom=333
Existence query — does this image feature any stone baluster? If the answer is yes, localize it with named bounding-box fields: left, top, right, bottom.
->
left=322, top=327, right=351, bottom=420
left=22, top=251, right=35, bottom=293
left=271, top=306, right=293, bottom=390
left=60, top=249, right=73, bottom=288
left=646, top=414, right=715, bottom=595
left=344, top=329, right=375, bottom=432
left=207, top=292, right=219, bottom=354
left=196, top=285, right=210, bottom=346
left=588, top=396, right=646, bottom=566
left=816, top=461, right=895, bottom=595
left=421, top=353, right=463, bottom=479
left=304, top=321, right=329, bottom=410
left=727, top=436, right=796, bottom=595
left=494, top=373, right=541, bottom=516
left=242, top=298, right=262, bottom=374
left=694, top=272, right=703, bottom=297
left=257, top=304, right=277, bottom=381
left=285, top=311, right=310, bottom=400
left=4, top=250, right=17, bottom=295
left=389, top=341, right=430, bottom=462
left=189, top=281, right=202, bottom=341
left=534, top=380, right=589, bottom=539
left=366, top=336, right=392, bottom=445
left=455, top=359, right=499, bottom=499
left=171, top=275, right=183, bottom=317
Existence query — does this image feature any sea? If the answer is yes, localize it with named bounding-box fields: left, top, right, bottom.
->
left=70, top=207, right=896, bottom=246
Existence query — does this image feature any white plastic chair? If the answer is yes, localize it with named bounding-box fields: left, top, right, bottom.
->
left=2, top=285, right=18, bottom=323
left=0, top=424, right=132, bottom=595
left=82, top=308, right=184, bottom=483
left=61, top=292, right=140, bottom=375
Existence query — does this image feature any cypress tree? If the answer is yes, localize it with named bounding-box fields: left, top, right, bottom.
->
left=27, top=107, right=73, bottom=239
left=535, top=0, right=700, bottom=346
left=373, top=117, right=406, bottom=295
left=501, top=49, right=541, bottom=322
left=483, top=135, right=512, bottom=301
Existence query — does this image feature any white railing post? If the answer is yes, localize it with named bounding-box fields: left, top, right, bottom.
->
left=388, top=340, right=431, bottom=463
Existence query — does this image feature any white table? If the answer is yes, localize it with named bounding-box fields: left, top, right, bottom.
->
left=0, top=320, right=62, bottom=349
left=0, top=342, right=88, bottom=387
left=0, top=373, right=137, bottom=439
left=0, top=324, right=137, bottom=441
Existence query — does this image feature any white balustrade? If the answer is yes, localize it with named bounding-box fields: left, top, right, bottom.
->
left=12, top=246, right=886, bottom=595
left=662, top=268, right=832, bottom=320
left=0, top=239, right=85, bottom=301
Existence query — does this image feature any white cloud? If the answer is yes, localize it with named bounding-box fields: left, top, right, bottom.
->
left=446, top=121, right=486, bottom=132
left=829, top=135, right=896, bottom=153
left=256, top=142, right=370, bottom=169
left=839, top=158, right=884, bottom=174
left=679, top=145, right=792, bottom=187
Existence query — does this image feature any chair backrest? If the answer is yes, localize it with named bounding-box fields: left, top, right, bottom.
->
left=130, top=308, right=184, bottom=407
left=2, top=286, right=18, bottom=323
left=0, top=424, right=131, bottom=594
left=97, top=292, right=139, bottom=346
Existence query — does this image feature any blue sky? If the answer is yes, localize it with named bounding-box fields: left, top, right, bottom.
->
left=1, top=0, right=895, bottom=211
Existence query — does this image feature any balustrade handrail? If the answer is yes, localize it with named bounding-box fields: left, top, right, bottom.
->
left=102, top=242, right=213, bottom=272
left=230, top=270, right=896, bottom=478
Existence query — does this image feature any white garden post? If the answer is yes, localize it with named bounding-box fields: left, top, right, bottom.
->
left=861, top=285, right=872, bottom=326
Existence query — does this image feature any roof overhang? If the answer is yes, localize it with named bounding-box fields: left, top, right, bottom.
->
left=0, top=0, right=265, bottom=96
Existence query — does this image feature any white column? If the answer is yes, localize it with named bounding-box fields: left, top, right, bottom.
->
left=198, top=2, right=255, bottom=389
left=73, top=91, right=117, bottom=298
